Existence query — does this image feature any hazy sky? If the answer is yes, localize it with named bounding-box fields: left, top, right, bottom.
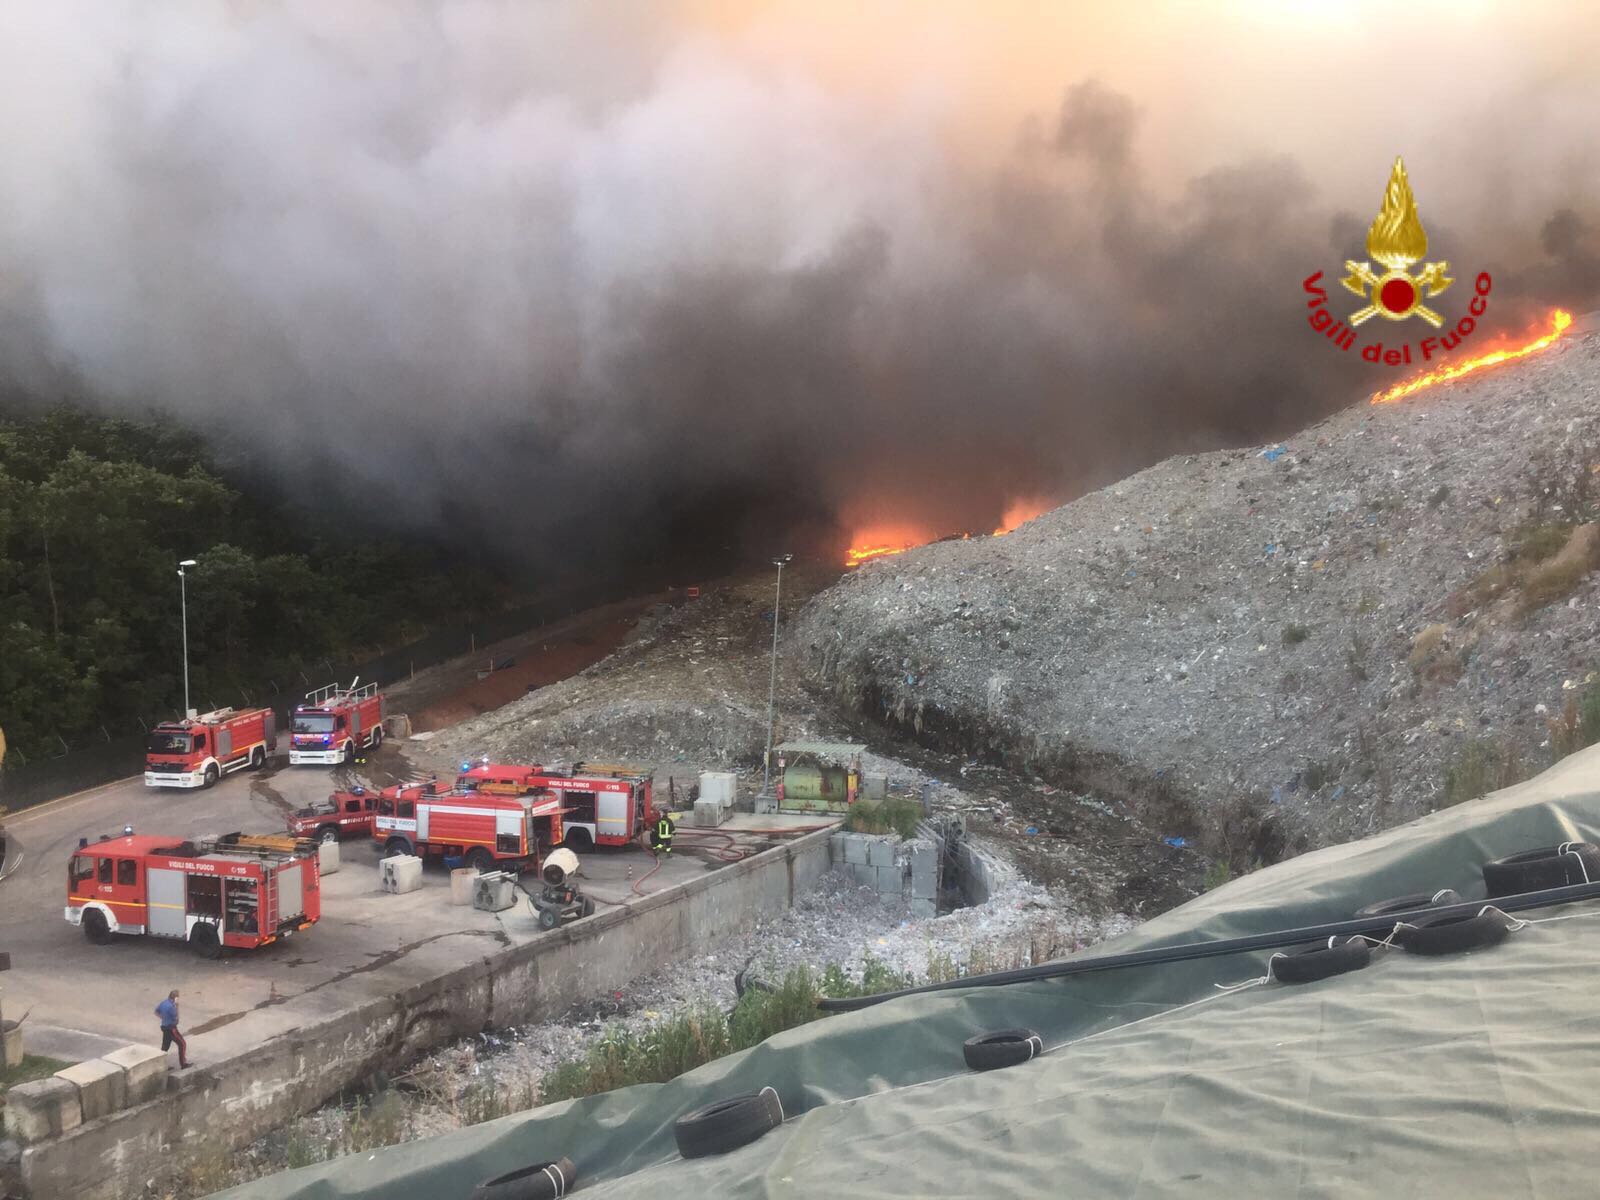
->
left=1, top=1, right=1595, bottom=565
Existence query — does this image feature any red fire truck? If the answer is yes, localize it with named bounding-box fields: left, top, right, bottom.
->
left=287, top=787, right=381, bottom=843
left=289, top=680, right=386, bottom=766
left=66, top=831, right=320, bottom=956
left=144, top=707, right=277, bottom=789
left=373, top=779, right=564, bottom=873
left=455, top=761, right=655, bottom=850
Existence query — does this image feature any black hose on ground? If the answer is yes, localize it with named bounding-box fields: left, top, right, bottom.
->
left=816, top=877, right=1600, bottom=1013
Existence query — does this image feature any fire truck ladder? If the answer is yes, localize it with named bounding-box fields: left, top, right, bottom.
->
left=219, top=833, right=314, bottom=856
left=570, top=762, right=651, bottom=779
left=304, top=679, right=379, bottom=706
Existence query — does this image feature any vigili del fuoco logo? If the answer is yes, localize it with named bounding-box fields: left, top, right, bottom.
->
left=1303, top=157, right=1491, bottom=367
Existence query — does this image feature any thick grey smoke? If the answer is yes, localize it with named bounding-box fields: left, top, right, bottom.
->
left=1, top=2, right=1596, bottom=572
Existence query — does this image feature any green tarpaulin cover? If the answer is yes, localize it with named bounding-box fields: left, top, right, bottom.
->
left=218, top=746, right=1600, bottom=1199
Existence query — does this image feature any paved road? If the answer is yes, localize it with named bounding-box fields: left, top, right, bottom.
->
left=0, top=748, right=710, bottom=1067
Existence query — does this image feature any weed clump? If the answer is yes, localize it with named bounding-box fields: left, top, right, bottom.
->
left=1440, top=738, right=1530, bottom=807
left=843, top=796, right=923, bottom=839
left=539, top=958, right=912, bottom=1106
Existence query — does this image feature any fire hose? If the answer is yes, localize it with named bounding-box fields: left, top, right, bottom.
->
left=816, top=876, right=1600, bottom=1013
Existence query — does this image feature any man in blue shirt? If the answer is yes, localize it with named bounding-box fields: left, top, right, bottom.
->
left=155, top=989, right=192, bottom=1069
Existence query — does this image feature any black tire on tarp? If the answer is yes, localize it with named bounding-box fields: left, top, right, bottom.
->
left=1396, top=910, right=1512, bottom=956
left=1482, top=843, right=1600, bottom=898
left=1269, top=937, right=1372, bottom=984
left=470, top=1156, right=576, bottom=1200
left=963, top=1028, right=1045, bottom=1071
left=674, top=1087, right=785, bottom=1159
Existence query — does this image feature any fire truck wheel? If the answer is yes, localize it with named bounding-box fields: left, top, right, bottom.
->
left=537, top=907, right=559, bottom=931
left=371, top=726, right=384, bottom=750
left=190, top=924, right=223, bottom=959
left=202, top=764, right=219, bottom=789
left=673, top=1087, right=784, bottom=1159
left=81, top=909, right=113, bottom=945
left=470, top=1156, right=576, bottom=1200
left=342, top=742, right=355, bottom=765
left=317, top=825, right=339, bottom=845
left=383, top=838, right=412, bottom=859
left=562, top=828, right=592, bottom=853
left=466, top=848, right=494, bottom=873
left=250, top=746, right=266, bottom=770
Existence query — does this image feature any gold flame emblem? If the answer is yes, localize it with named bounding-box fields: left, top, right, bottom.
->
left=1341, top=157, right=1453, bottom=327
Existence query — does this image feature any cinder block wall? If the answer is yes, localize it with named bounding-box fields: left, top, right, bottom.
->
left=829, top=831, right=941, bottom=918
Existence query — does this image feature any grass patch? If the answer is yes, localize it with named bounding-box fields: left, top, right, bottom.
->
left=1346, top=633, right=1370, bottom=682
left=1301, top=759, right=1335, bottom=793
left=1549, top=679, right=1600, bottom=758
left=539, top=959, right=911, bottom=1106
left=1441, top=738, right=1530, bottom=807
left=843, top=796, right=922, bottom=839
left=1511, top=521, right=1571, bottom=564
left=0, top=1054, right=71, bottom=1094
left=1203, top=857, right=1263, bottom=891
left=1281, top=623, right=1311, bottom=646
left=1408, top=622, right=1467, bottom=685
left=1453, top=523, right=1599, bottom=618
left=1517, top=525, right=1600, bottom=615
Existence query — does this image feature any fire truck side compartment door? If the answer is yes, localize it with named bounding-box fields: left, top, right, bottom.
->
left=598, top=788, right=629, bottom=835
left=350, top=708, right=362, bottom=738
left=277, top=863, right=304, bottom=922
left=217, top=726, right=233, bottom=759
left=264, top=710, right=277, bottom=751
left=147, top=869, right=188, bottom=938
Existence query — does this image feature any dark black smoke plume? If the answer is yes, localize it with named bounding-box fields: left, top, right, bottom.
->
left=0, top=3, right=1595, bottom=577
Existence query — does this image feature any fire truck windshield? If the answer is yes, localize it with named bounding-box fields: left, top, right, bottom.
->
left=293, top=714, right=335, bottom=734
left=146, top=731, right=191, bottom=754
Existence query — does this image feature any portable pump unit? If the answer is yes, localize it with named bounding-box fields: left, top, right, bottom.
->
left=527, top=847, right=595, bottom=930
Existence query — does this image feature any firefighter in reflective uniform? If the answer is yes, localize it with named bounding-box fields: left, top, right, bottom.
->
left=649, top=812, right=676, bottom=856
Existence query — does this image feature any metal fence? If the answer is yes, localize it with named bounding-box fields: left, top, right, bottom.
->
left=0, top=578, right=644, bottom=814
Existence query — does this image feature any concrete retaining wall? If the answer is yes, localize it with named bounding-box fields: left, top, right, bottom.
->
left=16, top=827, right=834, bottom=1200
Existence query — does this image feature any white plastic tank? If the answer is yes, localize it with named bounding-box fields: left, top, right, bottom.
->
left=699, top=772, right=737, bottom=806
left=449, top=867, right=476, bottom=905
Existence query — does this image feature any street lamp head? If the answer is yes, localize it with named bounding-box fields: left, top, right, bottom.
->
left=772, top=553, right=792, bottom=566
left=178, top=559, right=197, bottom=569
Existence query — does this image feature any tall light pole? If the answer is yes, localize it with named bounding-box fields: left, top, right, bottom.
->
left=178, top=559, right=198, bottom=717
left=762, top=554, right=792, bottom=796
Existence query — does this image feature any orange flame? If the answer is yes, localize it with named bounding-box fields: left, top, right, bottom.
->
left=844, top=523, right=937, bottom=567
left=1371, top=309, right=1574, bottom=406
left=994, top=497, right=1051, bottom=536
left=845, top=542, right=916, bottom=566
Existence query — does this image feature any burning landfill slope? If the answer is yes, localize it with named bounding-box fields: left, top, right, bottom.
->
left=793, top=316, right=1600, bottom=857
